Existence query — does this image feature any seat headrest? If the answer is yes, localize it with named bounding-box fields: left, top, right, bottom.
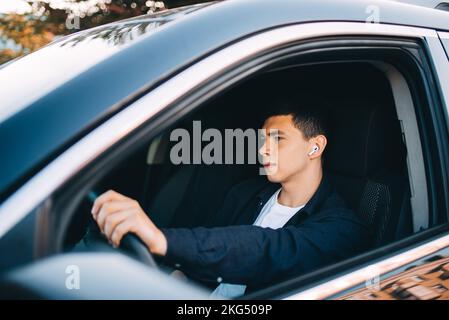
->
left=325, top=102, right=402, bottom=178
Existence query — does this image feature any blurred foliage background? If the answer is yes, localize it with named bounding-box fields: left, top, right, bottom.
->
left=0, top=0, right=207, bottom=64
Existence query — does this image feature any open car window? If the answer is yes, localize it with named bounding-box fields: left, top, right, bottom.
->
left=62, top=52, right=435, bottom=298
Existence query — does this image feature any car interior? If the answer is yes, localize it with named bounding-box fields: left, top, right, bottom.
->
left=63, top=60, right=420, bottom=295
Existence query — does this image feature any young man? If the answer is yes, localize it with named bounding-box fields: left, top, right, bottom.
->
left=90, top=96, right=370, bottom=298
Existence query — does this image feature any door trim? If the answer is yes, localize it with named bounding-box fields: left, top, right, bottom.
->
left=284, top=232, right=449, bottom=300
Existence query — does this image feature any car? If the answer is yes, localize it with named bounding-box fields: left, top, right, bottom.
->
left=0, top=0, right=449, bottom=300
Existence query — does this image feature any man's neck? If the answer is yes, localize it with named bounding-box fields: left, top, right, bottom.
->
left=278, top=166, right=323, bottom=208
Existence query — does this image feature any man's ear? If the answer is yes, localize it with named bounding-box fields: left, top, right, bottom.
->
left=310, top=135, right=327, bottom=158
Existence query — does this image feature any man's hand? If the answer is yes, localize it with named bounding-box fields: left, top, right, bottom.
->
left=91, top=190, right=167, bottom=256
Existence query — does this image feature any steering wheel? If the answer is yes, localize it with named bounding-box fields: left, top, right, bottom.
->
left=120, top=234, right=159, bottom=269
left=87, top=190, right=158, bottom=269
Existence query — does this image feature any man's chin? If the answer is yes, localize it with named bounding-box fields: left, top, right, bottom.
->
left=265, top=172, right=282, bottom=183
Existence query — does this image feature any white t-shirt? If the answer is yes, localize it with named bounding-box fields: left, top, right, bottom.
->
left=210, top=188, right=305, bottom=299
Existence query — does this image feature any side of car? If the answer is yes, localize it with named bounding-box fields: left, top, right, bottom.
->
left=1, top=3, right=449, bottom=299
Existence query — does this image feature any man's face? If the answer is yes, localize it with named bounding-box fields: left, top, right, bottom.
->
left=259, top=115, right=312, bottom=183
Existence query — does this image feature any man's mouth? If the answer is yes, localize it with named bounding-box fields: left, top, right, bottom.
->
left=263, top=163, right=276, bottom=168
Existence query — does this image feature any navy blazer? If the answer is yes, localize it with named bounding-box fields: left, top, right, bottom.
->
left=161, top=172, right=371, bottom=291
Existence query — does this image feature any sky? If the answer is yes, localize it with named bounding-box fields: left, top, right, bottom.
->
left=0, top=0, right=32, bottom=14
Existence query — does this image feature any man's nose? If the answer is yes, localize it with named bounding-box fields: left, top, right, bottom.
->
left=259, top=141, right=270, bottom=156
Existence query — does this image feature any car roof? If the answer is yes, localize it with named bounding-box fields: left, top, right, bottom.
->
left=1, top=0, right=448, bottom=200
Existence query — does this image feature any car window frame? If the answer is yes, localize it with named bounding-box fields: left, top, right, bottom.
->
left=51, top=31, right=449, bottom=300
left=439, top=32, right=449, bottom=59
left=0, top=22, right=438, bottom=238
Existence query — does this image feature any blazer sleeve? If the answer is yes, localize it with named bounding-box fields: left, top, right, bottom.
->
left=160, top=209, right=369, bottom=288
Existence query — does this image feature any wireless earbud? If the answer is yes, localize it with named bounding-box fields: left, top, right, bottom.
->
left=308, top=145, right=319, bottom=156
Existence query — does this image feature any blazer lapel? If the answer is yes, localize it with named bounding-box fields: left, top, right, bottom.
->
left=236, top=182, right=280, bottom=225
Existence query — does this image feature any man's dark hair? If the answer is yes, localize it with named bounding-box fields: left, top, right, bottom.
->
left=262, top=93, right=330, bottom=140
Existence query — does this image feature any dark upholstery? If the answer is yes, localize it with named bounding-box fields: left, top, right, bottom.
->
left=325, top=102, right=411, bottom=247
